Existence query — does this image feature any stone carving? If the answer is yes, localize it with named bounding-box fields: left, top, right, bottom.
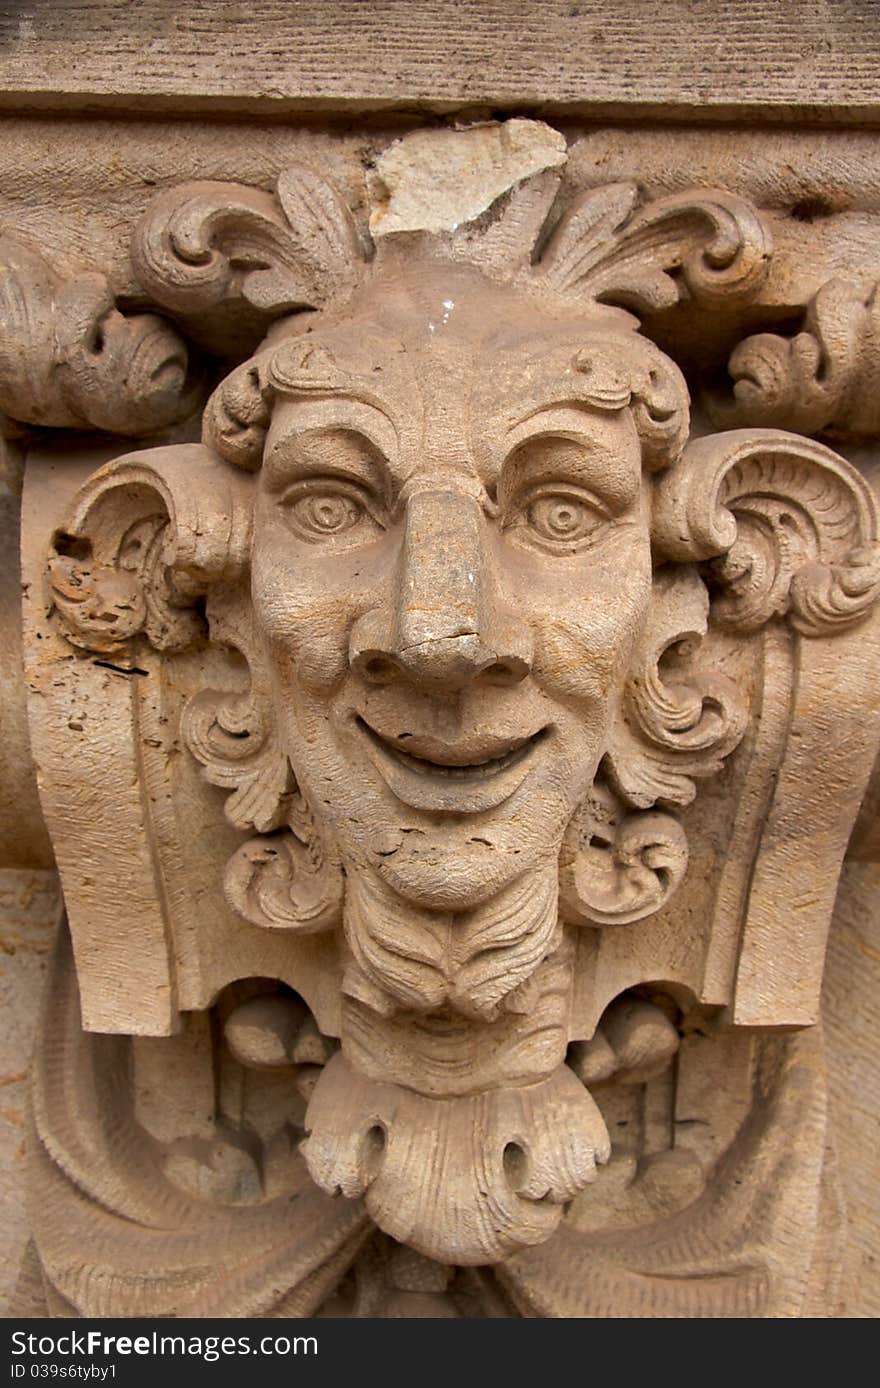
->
left=0, top=236, right=200, bottom=436
left=713, top=277, right=880, bottom=439
left=8, top=122, right=880, bottom=1314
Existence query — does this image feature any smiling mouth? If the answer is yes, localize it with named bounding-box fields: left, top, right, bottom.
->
left=355, top=717, right=547, bottom=812
left=357, top=718, right=544, bottom=779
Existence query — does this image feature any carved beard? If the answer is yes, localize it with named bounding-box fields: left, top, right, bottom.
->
left=340, top=852, right=562, bottom=1021
left=303, top=861, right=611, bottom=1267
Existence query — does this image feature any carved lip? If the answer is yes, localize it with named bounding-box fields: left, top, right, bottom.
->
left=355, top=716, right=547, bottom=813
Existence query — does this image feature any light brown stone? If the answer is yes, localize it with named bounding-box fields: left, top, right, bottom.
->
left=0, top=35, right=879, bottom=1316
left=1, top=2, right=879, bottom=123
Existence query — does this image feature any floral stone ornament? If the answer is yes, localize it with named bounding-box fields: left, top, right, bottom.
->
left=11, top=121, right=880, bottom=1316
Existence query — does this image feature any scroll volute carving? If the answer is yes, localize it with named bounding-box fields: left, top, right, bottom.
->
left=132, top=166, right=368, bottom=354
left=47, top=444, right=254, bottom=655
left=559, top=783, right=689, bottom=929
left=653, top=426, right=880, bottom=1027
left=44, top=445, right=346, bottom=939
left=537, top=181, right=771, bottom=314
left=711, top=277, right=880, bottom=438
left=652, top=428, right=880, bottom=635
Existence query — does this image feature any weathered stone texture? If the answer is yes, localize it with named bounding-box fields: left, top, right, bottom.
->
left=0, top=5, right=879, bottom=1319
left=0, top=870, right=59, bottom=1314
left=0, top=1, right=879, bottom=121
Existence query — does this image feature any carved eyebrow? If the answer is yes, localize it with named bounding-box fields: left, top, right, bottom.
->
left=500, top=380, right=633, bottom=434
left=263, top=399, right=399, bottom=499
left=505, top=387, right=632, bottom=436
left=497, top=408, right=642, bottom=511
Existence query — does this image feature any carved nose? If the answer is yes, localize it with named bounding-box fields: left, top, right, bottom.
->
left=349, top=489, right=532, bottom=691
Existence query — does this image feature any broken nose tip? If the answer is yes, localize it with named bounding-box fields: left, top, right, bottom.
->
left=398, top=632, right=529, bottom=687
left=351, top=629, right=531, bottom=688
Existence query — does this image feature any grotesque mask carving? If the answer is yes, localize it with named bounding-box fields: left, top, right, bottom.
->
left=15, top=123, right=880, bottom=1313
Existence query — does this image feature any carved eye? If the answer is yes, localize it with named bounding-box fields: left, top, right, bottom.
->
left=280, top=482, right=383, bottom=545
left=514, top=488, right=608, bottom=549
left=293, top=492, right=362, bottom=535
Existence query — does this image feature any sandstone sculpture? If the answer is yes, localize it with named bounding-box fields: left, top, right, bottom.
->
left=4, top=120, right=879, bottom=1316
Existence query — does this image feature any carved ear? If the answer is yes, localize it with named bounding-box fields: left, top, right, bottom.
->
left=652, top=428, right=880, bottom=635
left=132, top=164, right=368, bottom=355
left=534, top=182, right=770, bottom=314
left=48, top=443, right=254, bottom=654
left=560, top=784, right=688, bottom=927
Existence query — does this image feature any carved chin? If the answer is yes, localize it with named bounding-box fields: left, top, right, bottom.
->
left=342, top=857, right=562, bottom=1019
left=302, top=1051, right=610, bottom=1265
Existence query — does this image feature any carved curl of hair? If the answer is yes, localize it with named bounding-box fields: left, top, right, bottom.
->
left=201, top=350, right=275, bottom=473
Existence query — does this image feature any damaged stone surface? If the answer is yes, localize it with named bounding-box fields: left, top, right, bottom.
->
left=368, top=120, right=567, bottom=236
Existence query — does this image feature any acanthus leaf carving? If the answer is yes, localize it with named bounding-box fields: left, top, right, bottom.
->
left=535, top=182, right=771, bottom=314
left=711, top=277, right=880, bottom=438
left=132, top=166, right=368, bottom=355
left=0, top=235, right=201, bottom=436
left=176, top=578, right=299, bottom=835
left=652, top=428, right=880, bottom=636
left=301, top=1048, right=610, bottom=1266
left=559, top=782, right=689, bottom=927
left=181, top=680, right=293, bottom=833
left=47, top=443, right=253, bottom=655
left=605, top=566, right=748, bottom=808
left=224, top=829, right=343, bottom=934
left=176, top=582, right=348, bottom=936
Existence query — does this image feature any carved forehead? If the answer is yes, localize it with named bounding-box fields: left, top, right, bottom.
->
left=278, top=256, right=626, bottom=381
left=203, top=254, right=691, bottom=472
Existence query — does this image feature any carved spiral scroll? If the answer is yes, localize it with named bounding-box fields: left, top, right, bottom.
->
left=605, top=567, right=748, bottom=808
left=132, top=166, right=368, bottom=353
left=177, top=581, right=299, bottom=835
left=559, top=784, right=689, bottom=927
left=182, top=683, right=292, bottom=834
left=0, top=236, right=200, bottom=435
left=224, top=829, right=343, bottom=934
left=48, top=444, right=253, bottom=654
left=536, top=183, right=771, bottom=314
left=711, top=277, right=880, bottom=439
left=652, top=428, right=880, bottom=636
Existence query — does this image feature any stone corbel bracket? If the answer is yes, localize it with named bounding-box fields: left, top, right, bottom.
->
left=26, top=440, right=344, bottom=1037
left=26, top=445, right=254, bottom=1034
left=654, top=427, right=880, bottom=1026
left=14, top=149, right=876, bottom=1046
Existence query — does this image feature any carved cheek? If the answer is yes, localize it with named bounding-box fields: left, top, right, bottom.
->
left=249, top=523, right=350, bottom=693
left=250, top=508, right=390, bottom=695
left=524, top=524, right=653, bottom=706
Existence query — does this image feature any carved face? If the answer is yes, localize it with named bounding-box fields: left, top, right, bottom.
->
left=250, top=264, right=653, bottom=914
